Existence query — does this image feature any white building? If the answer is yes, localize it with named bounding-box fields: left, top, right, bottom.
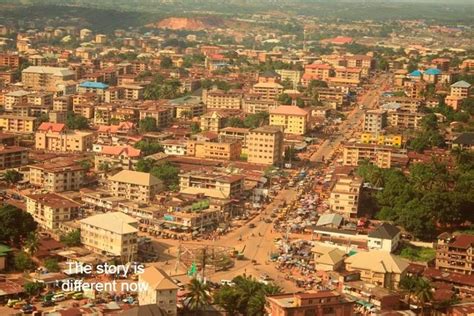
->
left=367, top=223, right=401, bottom=253
left=138, top=266, right=179, bottom=315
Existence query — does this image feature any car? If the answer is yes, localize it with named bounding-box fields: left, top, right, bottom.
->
left=260, top=274, right=272, bottom=281
left=220, top=280, right=235, bottom=286
left=72, top=292, right=83, bottom=300
left=41, top=300, right=55, bottom=307
left=52, top=294, right=66, bottom=302
left=264, top=218, right=272, bottom=223
left=248, top=223, right=256, bottom=228
left=21, top=304, right=36, bottom=314
left=6, top=299, right=21, bottom=308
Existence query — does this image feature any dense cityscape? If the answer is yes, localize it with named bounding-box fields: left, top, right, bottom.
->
left=0, top=0, right=473, bottom=315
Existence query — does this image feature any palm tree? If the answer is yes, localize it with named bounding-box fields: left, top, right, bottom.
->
left=24, top=232, right=39, bottom=256
left=185, top=278, right=212, bottom=314
left=400, top=275, right=418, bottom=308
left=3, top=169, right=22, bottom=185
left=247, top=284, right=282, bottom=316
left=415, top=277, right=433, bottom=315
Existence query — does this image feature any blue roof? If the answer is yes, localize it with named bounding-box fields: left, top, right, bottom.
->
left=79, top=81, right=109, bottom=89
left=409, top=70, right=422, bottom=77
left=424, top=68, right=441, bottom=75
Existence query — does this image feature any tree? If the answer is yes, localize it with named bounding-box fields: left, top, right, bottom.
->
left=277, top=93, right=292, bottom=105
left=180, top=110, right=192, bottom=120
left=226, top=117, right=245, bottom=128
left=78, top=159, right=92, bottom=172
left=44, top=258, right=60, bottom=272
left=60, top=229, right=81, bottom=247
left=3, top=169, right=22, bottom=185
left=135, top=158, right=155, bottom=173
left=160, top=56, right=173, bottom=69
left=138, top=117, right=157, bottom=133
left=24, top=232, right=39, bottom=255
left=284, top=146, right=297, bottom=163
left=98, top=161, right=111, bottom=174
left=244, top=112, right=269, bottom=129
left=0, top=206, right=37, bottom=245
left=415, top=277, right=433, bottom=315
left=185, top=278, right=212, bottom=312
left=66, top=112, right=89, bottom=130
left=150, top=162, right=179, bottom=190
left=134, top=139, right=164, bottom=156
left=190, top=122, right=201, bottom=134
left=214, top=286, right=240, bottom=316
left=24, top=282, right=44, bottom=297
left=15, top=251, right=34, bottom=271
left=400, top=275, right=418, bottom=307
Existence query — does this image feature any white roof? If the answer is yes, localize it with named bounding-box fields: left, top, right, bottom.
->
left=345, top=250, right=409, bottom=274
left=109, top=170, right=161, bottom=187
left=80, top=212, right=138, bottom=235
left=6, top=90, right=30, bottom=97
left=22, top=66, right=75, bottom=77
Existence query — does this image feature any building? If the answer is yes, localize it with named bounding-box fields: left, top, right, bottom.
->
left=179, top=171, right=244, bottom=199
left=450, top=80, right=471, bottom=99
left=186, top=140, right=241, bottom=161
left=80, top=212, right=138, bottom=262
left=360, top=133, right=402, bottom=148
left=386, top=108, right=424, bottom=130
left=276, top=69, right=301, bottom=86
left=328, top=175, right=363, bottom=218
left=170, top=96, right=205, bottom=119
left=367, top=223, right=401, bottom=253
left=265, top=291, right=354, bottom=316
left=139, top=105, right=173, bottom=129
left=252, top=82, right=284, bottom=102
left=138, top=266, right=178, bottom=315
left=29, top=160, right=85, bottom=192
left=342, top=142, right=407, bottom=169
left=161, top=140, right=187, bottom=156
left=218, top=127, right=249, bottom=149
left=269, top=106, right=310, bottom=135
left=108, top=170, right=163, bottom=203
left=363, top=110, right=387, bottom=133
left=0, top=146, right=28, bottom=169
left=26, top=193, right=81, bottom=230
left=0, top=53, right=20, bottom=68
left=4, top=90, right=30, bottom=111
left=200, top=111, right=227, bottom=132
left=345, top=251, right=409, bottom=289
left=94, top=145, right=141, bottom=171
left=247, top=125, right=284, bottom=165
left=451, top=133, right=474, bottom=151
left=0, top=115, right=37, bottom=133
left=436, top=233, right=474, bottom=275
left=35, top=123, right=93, bottom=152
left=22, top=66, right=76, bottom=92
left=203, top=89, right=242, bottom=110
left=311, top=244, right=346, bottom=271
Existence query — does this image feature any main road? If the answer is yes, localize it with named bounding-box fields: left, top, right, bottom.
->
left=309, top=75, right=388, bottom=163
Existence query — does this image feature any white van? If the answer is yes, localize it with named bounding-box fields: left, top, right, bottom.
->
left=52, top=294, right=66, bottom=302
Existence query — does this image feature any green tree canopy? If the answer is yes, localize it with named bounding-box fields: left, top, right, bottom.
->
left=60, top=229, right=81, bottom=247
left=138, top=117, right=157, bottom=133
left=0, top=205, right=37, bottom=245
left=15, top=251, right=35, bottom=271
left=133, top=139, right=164, bottom=156
left=66, top=112, right=89, bottom=130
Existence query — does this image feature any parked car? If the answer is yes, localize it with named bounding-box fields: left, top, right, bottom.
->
left=21, top=304, right=36, bottom=314
left=248, top=223, right=256, bottom=228
left=52, top=294, right=66, bottom=302
left=41, top=300, right=55, bottom=307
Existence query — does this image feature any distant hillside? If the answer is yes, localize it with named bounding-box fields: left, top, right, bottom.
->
left=148, top=16, right=226, bottom=31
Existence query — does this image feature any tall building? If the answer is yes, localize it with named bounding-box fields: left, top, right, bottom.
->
left=108, top=170, right=163, bottom=204
left=179, top=171, right=244, bottom=199
left=80, top=212, right=138, bottom=263
left=35, top=123, right=94, bottom=152
left=363, top=110, right=387, bottom=133
left=342, top=142, right=407, bottom=169
left=0, top=115, right=37, bottom=133
left=0, top=146, right=28, bottom=169
left=138, top=266, right=179, bottom=315
left=252, top=82, right=284, bottom=102
left=436, top=233, right=474, bottom=275
left=247, top=125, right=284, bottom=166
left=266, top=291, right=354, bottom=316
left=26, top=193, right=80, bottom=230
left=22, top=66, right=75, bottom=92
left=328, top=175, right=363, bottom=218
left=269, top=105, right=310, bottom=135
left=450, top=80, right=471, bottom=98
left=29, top=160, right=85, bottom=192
left=203, top=89, right=242, bottom=110
left=200, top=111, right=227, bottom=132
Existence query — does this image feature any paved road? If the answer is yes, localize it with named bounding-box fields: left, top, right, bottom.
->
left=309, top=76, right=387, bottom=163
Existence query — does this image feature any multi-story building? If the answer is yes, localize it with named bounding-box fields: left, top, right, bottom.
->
left=203, top=89, right=242, bottom=110
left=363, top=110, right=387, bottom=133
left=386, top=108, right=424, bottom=130
left=28, top=159, right=85, bottom=192
left=35, top=123, right=94, bottom=152
left=170, top=96, right=205, bottom=119
left=22, top=66, right=76, bottom=92
left=266, top=291, right=354, bottom=316
left=0, top=115, right=37, bottom=133
left=269, top=105, right=310, bottom=135
left=161, top=139, right=187, bottom=156
left=360, top=133, right=403, bottom=148
left=436, top=233, right=474, bottom=275
left=252, top=82, right=284, bottom=102
left=0, top=146, right=28, bottom=169
left=138, top=266, right=178, bottom=315
left=179, top=171, right=244, bottom=199
left=247, top=125, right=284, bottom=165
left=0, top=53, right=20, bottom=68
left=218, top=127, right=249, bottom=149
left=345, top=251, right=409, bottom=289
left=302, top=63, right=332, bottom=85
left=275, top=69, right=301, bottom=86
left=328, top=175, right=363, bottom=218
left=94, top=145, right=141, bottom=171
left=200, top=111, right=227, bottom=132
left=108, top=170, right=163, bottom=203
left=80, top=212, right=138, bottom=263
left=450, top=80, right=471, bottom=99
left=186, top=140, right=241, bottom=161
left=4, top=90, right=29, bottom=111
left=315, top=88, right=347, bottom=109
left=25, top=193, right=81, bottom=230
left=139, top=105, right=173, bottom=129
left=342, top=142, right=408, bottom=169
left=243, top=95, right=278, bottom=114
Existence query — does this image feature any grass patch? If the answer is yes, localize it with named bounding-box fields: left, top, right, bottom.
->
left=399, top=244, right=436, bottom=262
